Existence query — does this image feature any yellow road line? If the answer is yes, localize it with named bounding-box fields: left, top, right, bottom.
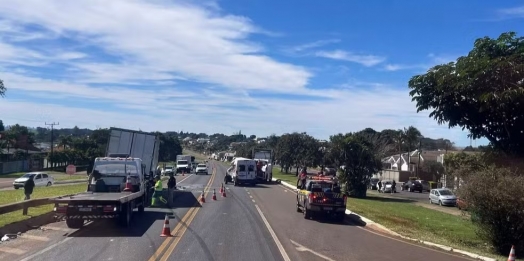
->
left=148, top=166, right=217, bottom=261
left=159, top=168, right=217, bottom=261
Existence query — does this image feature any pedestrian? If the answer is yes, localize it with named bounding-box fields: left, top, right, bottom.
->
left=24, top=175, right=35, bottom=200
left=167, top=173, right=177, bottom=207
left=151, top=175, right=167, bottom=207
left=391, top=179, right=396, bottom=193
left=378, top=180, right=382, bottom=193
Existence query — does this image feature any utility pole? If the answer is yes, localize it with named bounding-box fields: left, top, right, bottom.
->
left=45, top=122, right=59, bottom=168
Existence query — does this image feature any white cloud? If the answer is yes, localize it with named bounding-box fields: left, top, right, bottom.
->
left=0, top=0, right=311, bottom=91
left=315, top=50, right=386, bottom=67
left=291, top=39, right=341, bottom=52
left=0, top=0, right=479, bottom=146
left=498, top=6, right=524, bottom=17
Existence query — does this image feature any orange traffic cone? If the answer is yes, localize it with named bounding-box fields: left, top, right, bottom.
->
left=508, top=245, right=516, bottom=261
left=160, top=214, right=171, bottom=237
left=222, top=187, right=226, bottom=197
left=212, top=189, right=217, bottom=200
left=199, top=190, right=206, bottom=203
left=182, top=170, right=185, bottom=176
left=123, top=175, right=133, bottom=192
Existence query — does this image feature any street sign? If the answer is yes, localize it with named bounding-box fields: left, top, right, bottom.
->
left=66, top=164, right=76, bottom=175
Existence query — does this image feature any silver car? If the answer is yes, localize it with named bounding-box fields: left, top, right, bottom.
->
left=429, top=188, right=457, bottom=206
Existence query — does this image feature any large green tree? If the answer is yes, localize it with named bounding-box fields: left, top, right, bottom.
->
left=409, top=32, right=524, bottom=156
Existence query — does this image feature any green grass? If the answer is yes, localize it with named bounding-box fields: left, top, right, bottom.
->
left=0, top=183, right=88, bottom=228
left=0, top=183, right=87, bottom=206
left=182, top=149, right=208, bottom=161
left=272, top=168, right=297, bottom=184
left=346, top=196, right=505, bottom=260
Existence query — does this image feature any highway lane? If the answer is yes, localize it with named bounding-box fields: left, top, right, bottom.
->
left=249, top=174, right=476, bottom=261
left=163, top=162, right=286, bottom=261
left=0, top=168, right=214, bottom=261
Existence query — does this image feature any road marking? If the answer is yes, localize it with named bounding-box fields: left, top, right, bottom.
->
left=177, top=174, right=193, bottom=184
left=290, top=240, right=336, bottom=261
left=19, top=234, right=50, bottom=241
left=249, top=195, right=253, bottom=198
left=252, top=199, right=256, bottom=203
left=254, top=204, right=291, bottom=261
left=0, top=246, right=26, bottom=255
left=152, top=168, right=216, bottom=261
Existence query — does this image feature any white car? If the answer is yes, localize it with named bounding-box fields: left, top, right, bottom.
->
left=13, top=172, right=54, bottom=189
left=162, top=166, right=175, bottom=176
left=195, top=164, right=208, bottom=175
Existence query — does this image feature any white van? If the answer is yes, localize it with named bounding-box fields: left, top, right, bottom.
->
left=225, top=157, right=257, bottom=186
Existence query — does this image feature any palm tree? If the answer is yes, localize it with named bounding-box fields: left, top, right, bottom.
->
left=403, top=126, right=422, bottom=166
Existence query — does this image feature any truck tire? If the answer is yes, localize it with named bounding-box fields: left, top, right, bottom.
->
left=303, top=206, right=311, bottom=219
left=66, top=218, right=84, bottom=229
left=119, top=203, right=132, bottom=228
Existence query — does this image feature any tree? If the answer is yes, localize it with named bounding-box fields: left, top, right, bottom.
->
left=329, top=133, right=382, bottom=198
left=0, top=79, right=5, bottom=97
left=0, top=120, right=4, bottom=132
left=409, top=32, right=524, bottom=156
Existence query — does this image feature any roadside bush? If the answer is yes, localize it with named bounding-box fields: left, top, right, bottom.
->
left=457, top=166, right=524, bottom=255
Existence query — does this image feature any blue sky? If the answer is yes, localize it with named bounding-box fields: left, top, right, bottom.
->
left=0, top=0, right=523, bottom=147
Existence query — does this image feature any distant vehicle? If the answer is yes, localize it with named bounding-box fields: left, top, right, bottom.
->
left=429, top=188, right=457, bottom=206
left=176, top=155, right=192, bottom=174
left=401, top=180, right=423, bottom=193
left=162, top=166, right=174, bottom=176
left=225, top=157, right=257, bottom=186
left=13, top=172, right=54, bottom=189
left=369, top=178, right=379, bottom=190
left=195, top=164, right=208, bottom=175
left=378, top=180, right=394, bottom=193
left=416, top=179, right=430, bottom=192
left=252, top=148, right=273, bottom=183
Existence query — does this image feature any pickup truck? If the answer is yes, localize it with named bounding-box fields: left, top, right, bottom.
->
left=296, top=176, right=346, bottom=222
left=195, top=163, right=208, bottom=175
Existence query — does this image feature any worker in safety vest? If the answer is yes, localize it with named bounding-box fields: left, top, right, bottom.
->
left=151, top=175, right=167, bottom=207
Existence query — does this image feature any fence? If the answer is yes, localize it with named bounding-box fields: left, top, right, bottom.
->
left=0, top=160, right=29, bottom=175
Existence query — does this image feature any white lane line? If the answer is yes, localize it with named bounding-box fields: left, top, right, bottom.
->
left=254, top=204, right=291, bottom=261
left=18, top=237, right=72, bottom=260
left=290, top=240, right=336, bottom=261
left=252, top=199, right=256, bottom=203
left=249, top=195, right=253, bottom=199
left=177, top=174, right=193, bottom=184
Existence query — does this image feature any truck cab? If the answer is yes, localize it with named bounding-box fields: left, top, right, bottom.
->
left=89, top=156, right=145, bottom=193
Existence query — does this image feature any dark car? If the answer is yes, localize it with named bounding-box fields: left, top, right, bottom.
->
left=401, top=180, right=423, bottom=193
left=369, top=178, right=379, bottom=190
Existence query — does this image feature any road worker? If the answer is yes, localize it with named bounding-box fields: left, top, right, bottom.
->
left=151, top=175, right=167, bottom=207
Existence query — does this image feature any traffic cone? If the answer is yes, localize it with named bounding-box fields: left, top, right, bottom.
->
left=199, top=190, right=205, bottom=203
left=212, top=189, right=217, bottom=200
left=508, top=245, right=516, bottom=261
left=222, top=187, right=226, bottom=197
left=123, top=175, right=133, bottom=192
left=182, top=170, right=185, bottom=176
left=220, top=183, right=224, bottom=194
left=160, top=214, right=171, bottom=237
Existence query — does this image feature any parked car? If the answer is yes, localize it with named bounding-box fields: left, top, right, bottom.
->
left=378, top=180, right=394, bottom=193
left=429, top=188, right=457, bottom=206
left=401, top=180, right=423, bottom=193
left=416, top=179, right=430, bottom=192
left=13, top=172, right=54, bottom=189
left=161, top=166, right=175, bottom=176
left=369, top=178, right=379, bottom=190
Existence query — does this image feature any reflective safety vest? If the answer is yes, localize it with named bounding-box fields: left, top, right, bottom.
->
left=154, top=180, right=163, bottom=192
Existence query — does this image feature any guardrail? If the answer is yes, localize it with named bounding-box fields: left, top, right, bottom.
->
left=0, top=194, right=76, bottom=216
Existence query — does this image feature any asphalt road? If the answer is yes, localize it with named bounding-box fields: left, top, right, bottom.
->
left=1, top=161, right=474, bottom=261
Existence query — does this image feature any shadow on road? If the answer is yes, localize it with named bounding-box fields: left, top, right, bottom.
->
left=309, top=214, right=366, bottom=227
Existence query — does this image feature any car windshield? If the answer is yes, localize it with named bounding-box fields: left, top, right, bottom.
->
left=177, top=160, right=188, bottom=165
left=439, top=190, right=454, bottom=196
left=21, top=173, right=36, bottom=178
left=94, top=162, right=139, bottom=175
left=165, top=166, right=173, bottom=170
left=198, top=164, right=206, bottom=167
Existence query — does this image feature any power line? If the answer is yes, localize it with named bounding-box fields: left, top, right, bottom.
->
left=45, top=122, right=59, bottom=168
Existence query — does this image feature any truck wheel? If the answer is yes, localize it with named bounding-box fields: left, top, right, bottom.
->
left=119, top=203, right=132, bottom=227
left=303, top=206, right=311, bottom=219
left=66, top=218, right=84, bottom=229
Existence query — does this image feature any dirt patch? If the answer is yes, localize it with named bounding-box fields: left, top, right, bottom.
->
left=0, top=212, right=58, bottom=236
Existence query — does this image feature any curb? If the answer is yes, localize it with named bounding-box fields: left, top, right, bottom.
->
left=272, top=178, right=497, bottom=261
left=54, top=180, right=87, bottom=185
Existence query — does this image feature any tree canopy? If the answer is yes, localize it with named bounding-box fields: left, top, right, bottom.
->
left=409, top=32, right=524, bottom=156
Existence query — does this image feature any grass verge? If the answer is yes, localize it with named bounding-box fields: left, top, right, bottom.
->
left=272, top=169, right=297, bottom=184
left=182, top=149, right=208, bottom=161
left=0, top=183, right=88, bottom=228
left=346, top=195, right=504, bottom=260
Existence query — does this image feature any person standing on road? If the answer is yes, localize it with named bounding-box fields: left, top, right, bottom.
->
left=24, top=175, right=35, bottom=200
left=151, top=175, right=167, bottom=207
left=391, top=180, right=396, bottom=194
left=167, top=173, right=177, bottom=207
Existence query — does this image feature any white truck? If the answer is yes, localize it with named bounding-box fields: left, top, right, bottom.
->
left=176, top=155, right=192, bottom=174
left=52, top=128, right=160, bottom=229
left=225, top=157, right=257, bottom=186
left=253, top=148, right=273, bottom=183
